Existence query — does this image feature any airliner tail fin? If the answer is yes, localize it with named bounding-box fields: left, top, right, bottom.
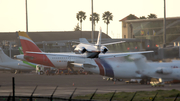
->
left=18, top=32, right=42, bottom=54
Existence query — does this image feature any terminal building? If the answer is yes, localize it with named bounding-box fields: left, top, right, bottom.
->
left=120, top=15, right=180, bottom=48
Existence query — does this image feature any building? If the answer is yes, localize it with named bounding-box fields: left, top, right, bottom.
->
left=120, top=16, right=180, bottom=47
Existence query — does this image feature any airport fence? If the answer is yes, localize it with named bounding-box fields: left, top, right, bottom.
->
left=0, top=77, right=113, bottom=101
left=0, top=77, right=180, bottom=101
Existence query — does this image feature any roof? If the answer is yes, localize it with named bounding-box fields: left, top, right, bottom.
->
left=124, top=17, right=180, bottom=23
left=119, top=14, right=139, bottom=21
left=0, top=31, right=111, bottom=42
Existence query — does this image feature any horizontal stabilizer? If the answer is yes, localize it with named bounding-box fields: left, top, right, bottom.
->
left=101, top=41, right=125, bottom=46
left=79, top=38, right=90, bottom=44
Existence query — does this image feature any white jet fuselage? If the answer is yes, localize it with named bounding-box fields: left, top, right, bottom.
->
left=74, top=57, right=180, bottom=80
left=73, top=57, right=142, bottom=79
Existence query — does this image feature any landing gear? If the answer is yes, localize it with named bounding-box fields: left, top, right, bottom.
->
left=67, top=61, right=76, bottom=74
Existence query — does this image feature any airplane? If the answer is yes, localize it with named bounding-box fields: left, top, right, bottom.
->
left=129, top=54, right=180, bottom=82
left=0, top=48, right=35, bottom=73
left=18, top=31, right=153, bottom=69
left=73, top=28, right=126, bottom=58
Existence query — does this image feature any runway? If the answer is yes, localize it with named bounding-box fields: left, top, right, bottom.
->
left=0, top=72, right=180, bottom=98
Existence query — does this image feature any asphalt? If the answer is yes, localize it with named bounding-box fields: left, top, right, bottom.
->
left=0, top=72, right=180, bottom=98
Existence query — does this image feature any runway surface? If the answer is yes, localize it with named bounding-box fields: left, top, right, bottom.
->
left=0, top=72, right=180, bottom=98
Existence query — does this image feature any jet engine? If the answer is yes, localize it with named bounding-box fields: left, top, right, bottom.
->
left=156, top=68, right=172, bottom=74
left=101, top=46, right=108, bottom=54
left=74, top=47, right=87, bottom=54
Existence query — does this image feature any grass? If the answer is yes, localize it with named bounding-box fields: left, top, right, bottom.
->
left=74, top=89, right=180, bottom=101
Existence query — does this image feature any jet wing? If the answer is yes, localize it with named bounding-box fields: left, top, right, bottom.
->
left=98, top=51, right=154, bottom=58
left=26, top=51, right=153, bottom=59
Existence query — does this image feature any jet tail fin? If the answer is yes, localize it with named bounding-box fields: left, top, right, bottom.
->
left=0, top=48, right=16, bottom=63
left=129, top=54, right=149, bottom=70
left=18, top=32, right=42, bottom=54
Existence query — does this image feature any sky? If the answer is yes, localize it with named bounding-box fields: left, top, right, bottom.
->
left=0, top=0, right=180, bottom=38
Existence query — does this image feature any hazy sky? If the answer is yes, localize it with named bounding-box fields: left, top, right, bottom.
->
left=0, top=0, right=180, bottom=38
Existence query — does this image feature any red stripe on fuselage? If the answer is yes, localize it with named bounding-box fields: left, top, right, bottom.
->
left=20, top=39, right=41, bottom=53
left=94, top=59, right=105, bottom=76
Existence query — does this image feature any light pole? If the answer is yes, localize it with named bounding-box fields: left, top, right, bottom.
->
left=25, top=0, right=28, bottom=35
left=91, top=0, right=94, bottom=43
left=163, top=0, right=166, bottom=47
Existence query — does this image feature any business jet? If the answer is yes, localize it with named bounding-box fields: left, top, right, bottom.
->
left=129, top=54, right=180, bottom=82
left=73, top=28, right=125, bottom=58
left=0, top=48, right=35, bottom=73
left=18, top=31, right=153, bottom=69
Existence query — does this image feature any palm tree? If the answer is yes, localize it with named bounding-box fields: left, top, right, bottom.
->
left=102, top=11, right=113, bottom=35
left=139, top=16, right=146, bottom=19
left=147, top=13, right=157, bottom=19
left=127, top=14, right=138, bottom=20
left=89, top=12, right=100, bottom=31
left=76, top=11, right=87, bottom=31
left=74, top=23, right=81, bottom=31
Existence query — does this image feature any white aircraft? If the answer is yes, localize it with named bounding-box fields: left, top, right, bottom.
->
left=129, top=54, right=180, bottom=82
left=17, top=31, right=153, bottom=69
left=73, top=28, right=126, bottom=58
left=0, top=48, right=35, bottom=73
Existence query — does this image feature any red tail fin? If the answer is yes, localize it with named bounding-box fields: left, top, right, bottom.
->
left=18, top=32, right=42, bottom=54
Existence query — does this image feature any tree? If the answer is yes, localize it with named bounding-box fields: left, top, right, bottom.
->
left=147, top=13, right=157, bottom=19
left=76, top=11, right=87, bottom=31
left=139, top=16, right=146, bottom=19
left=74, top=23, right=81, bottom=31
left=127, top=14, right=138, bottom=20
left=102, top=11, right=113, bottom=35
left=89, top=12, right=100, bottom=31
